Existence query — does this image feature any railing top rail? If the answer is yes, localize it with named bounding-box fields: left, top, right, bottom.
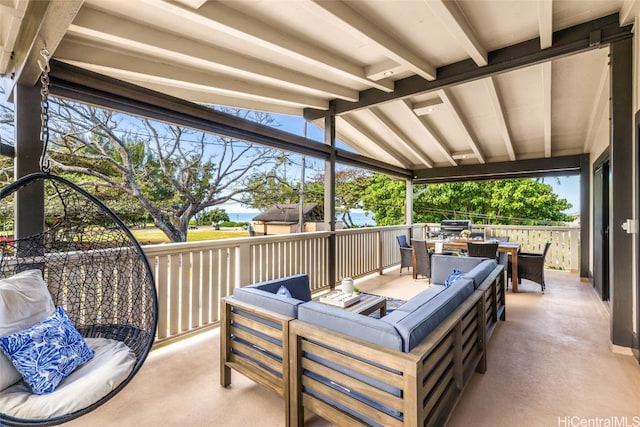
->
left=426, top=223, right=579, bottom=231
left=142, top=230, right=334, bottom=255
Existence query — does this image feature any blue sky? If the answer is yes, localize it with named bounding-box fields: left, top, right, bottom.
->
left=252, top=113, right=582, bottom=214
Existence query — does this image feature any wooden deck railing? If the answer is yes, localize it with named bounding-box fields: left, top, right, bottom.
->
left=143, top=223, right=579, bottom=345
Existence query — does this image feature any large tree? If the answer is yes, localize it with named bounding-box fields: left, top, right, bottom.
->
left=45, top=99, right=281, bottom=242
left=362, top=175, right=573, bottom=225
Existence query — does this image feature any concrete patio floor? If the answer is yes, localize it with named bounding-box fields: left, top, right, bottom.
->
left=67, top=268, right=640, bottom=427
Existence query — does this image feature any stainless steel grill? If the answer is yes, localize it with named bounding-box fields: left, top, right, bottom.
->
left=440, top=220, right=472, bottom=234
left=426, top=219, right=471, bottom=238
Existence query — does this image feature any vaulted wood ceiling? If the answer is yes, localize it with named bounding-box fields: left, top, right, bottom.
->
left=1, top=0, right=637, bottom=177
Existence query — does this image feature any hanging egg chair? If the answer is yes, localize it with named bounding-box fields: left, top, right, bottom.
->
left=0, top=172, right=158, bottom=426
left=0, top=49, right=158, bottom=426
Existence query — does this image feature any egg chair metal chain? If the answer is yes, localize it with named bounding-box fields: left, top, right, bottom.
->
left=38, top=48, right=51, bottom=174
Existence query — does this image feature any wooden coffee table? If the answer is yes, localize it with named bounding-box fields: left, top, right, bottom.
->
left=315, top=293, right=386, bottom=317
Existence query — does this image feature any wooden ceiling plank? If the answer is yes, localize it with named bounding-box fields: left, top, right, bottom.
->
left=2, top=0, right=82, bottom=98
left=61, top=51, right=329, bottom=110
left=310, top=0, right=436, bottom=80
left=541, top=62, right=552, bottom=157
left=305, top=14, right=631, bottom=120
left=425, top=0, right=487, bottom=66
left=485, top=77, right=516, bottom=161
left=68, top=8, right=358, bottom=102
left=584, top=62, right=609, bottom=152
left=538, top=0, right=553, bottom=49
left=437, top=88, right=485, bottom=164
left=369, top=107, right=434, bottom=168
left=399, top=100, right=457, bottom=166
left=141, top=0, right=394, bottom=93
left=341, top=115, right=413, bottom=167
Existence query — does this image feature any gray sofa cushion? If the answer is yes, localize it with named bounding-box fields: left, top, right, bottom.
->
left=382, top=278, right=474, bottom=352
left=431, top=255, right=485, bottom=285
left=393, top=285, right=446, bottom=313
left=233, top=274, right=311, bottom=317
left=297, top=301, right=403, bottom=351
left=463, top=259, right=498, bottom=289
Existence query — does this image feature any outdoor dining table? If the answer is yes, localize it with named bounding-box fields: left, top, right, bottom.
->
left=425, top=239, right=522, bottom=292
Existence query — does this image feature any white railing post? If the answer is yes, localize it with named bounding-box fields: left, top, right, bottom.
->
left=570, top=227, right=579, bottom=273
left=235, top=241, right=252, bottom=288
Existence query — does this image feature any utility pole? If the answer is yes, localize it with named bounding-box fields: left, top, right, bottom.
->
left=298, top=120, right=307, bottom=233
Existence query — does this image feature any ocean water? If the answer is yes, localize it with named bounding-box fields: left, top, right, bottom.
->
left=227, top=211, right=375, bottom=226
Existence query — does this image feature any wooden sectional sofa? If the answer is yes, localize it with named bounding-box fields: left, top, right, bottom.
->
left=221, top=257, right=505, bottom=427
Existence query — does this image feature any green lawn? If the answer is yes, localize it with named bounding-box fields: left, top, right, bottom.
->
left=132, top=227, right=249, bottom=245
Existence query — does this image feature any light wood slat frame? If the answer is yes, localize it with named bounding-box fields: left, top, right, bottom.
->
left=289, top=264, right=504, bottom=427
left=220, top=297, right=294, bottom=427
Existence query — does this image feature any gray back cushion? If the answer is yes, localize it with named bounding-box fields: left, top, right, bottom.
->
left=382, top=278, right=474, bottom=352
left=233, top=274, right=311, bottom=317
left=431, top=255, right=485, bottom=285
left=463, top=259, right=498, bottom=289
left=248, top=274, right=312, bottom=301
left=298, top=301, right=403, bottom=351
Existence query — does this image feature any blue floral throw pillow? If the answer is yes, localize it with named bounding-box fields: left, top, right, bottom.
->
left=445, top=269, right=464, bottom=287
left=0, top=306, right=94, bottom=395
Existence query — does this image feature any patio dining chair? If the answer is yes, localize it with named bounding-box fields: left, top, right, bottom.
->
left=466, top=241, right=499, bottom=260
left=508, top=241, right=552, bottom=293
left=411, top=239, right=433, bottom=282
left=491, top=236, right=510, bottom=282
left=397, top=235, right=412, bottom=274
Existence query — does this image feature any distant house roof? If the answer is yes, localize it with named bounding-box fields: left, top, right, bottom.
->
left=252, top=204, right=323, bottom=224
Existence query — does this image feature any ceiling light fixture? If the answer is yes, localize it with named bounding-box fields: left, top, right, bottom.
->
left=383, top=70, right=394, bottom=77
left=412, top=98, right=443, bottom=115
left=452, top=151, right=475, bottom=160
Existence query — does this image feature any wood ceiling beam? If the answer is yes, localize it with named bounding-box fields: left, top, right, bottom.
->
left=309, top=0, right=437, bottom=80
left=305, top=13, right=632, bottom=120
left=49, top=59, right=412, bottom=179
left=425, top=0, right=487, bottom=66
left=57, top=43, right=329, bottom=110
left=340, top=115, right=413, bottom=168
left=398, top=100, right=457, bottom=166
left=67, top=8, right=358, bottom=102
left=583, top=62, right=609, bottom=152
left=413, top=154, right=584, bottom=183
left=368, top=108, right=434, bottom=168
left=485, top=77, right=516, bottom=161
left=541, top=62, right=552, bottom=157
left=0, top=1, right=28, bottom=75
left=620, top=0, right=640, bottom=26
left=437, top=89, right=485, bottom=164
left=141, top=0, right=394, bottom=93
left=538, top=0, right=553, bottom=49
left=2, top=0, right=82, bottom=99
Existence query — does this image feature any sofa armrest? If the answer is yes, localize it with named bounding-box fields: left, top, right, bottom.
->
left=233, top=286, right=305, bottom=318
left=221, top=296, right=294, bottom=424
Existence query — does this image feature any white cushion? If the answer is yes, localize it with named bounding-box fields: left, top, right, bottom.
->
left=0, top=270, right=55, bottom=390
left=0, top=338, right=136, bottom=420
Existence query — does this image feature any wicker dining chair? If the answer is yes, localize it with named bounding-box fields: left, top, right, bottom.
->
left=508, top=241, right=552, bottom=293
left=411, top=239, right=433, bottom=282
left=466, top=241, right=499, bottom=260
left=396, top=235, right=413, bottom=274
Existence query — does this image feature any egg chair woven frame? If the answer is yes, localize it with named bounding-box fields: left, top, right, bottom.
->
left=0, top=172, right=158, bottom=426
